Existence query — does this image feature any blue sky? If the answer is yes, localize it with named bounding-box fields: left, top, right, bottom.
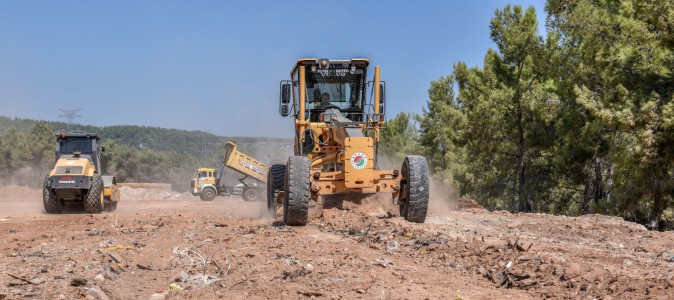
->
left=0, top=0, right=546, bottom=137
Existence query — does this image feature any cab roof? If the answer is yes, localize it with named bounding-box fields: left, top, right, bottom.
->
left=56, top=132, right=100, bottom=139
left=290, top=58, right=370, bottom=76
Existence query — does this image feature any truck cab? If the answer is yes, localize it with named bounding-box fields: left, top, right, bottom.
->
left=191, top=168, right=219, bottom=199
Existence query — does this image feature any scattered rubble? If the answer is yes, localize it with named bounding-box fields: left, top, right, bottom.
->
left=0, top=184, right=673, bottom=299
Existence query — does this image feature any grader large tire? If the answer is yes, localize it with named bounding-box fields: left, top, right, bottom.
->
left=283, top=156, right=310, bottom=226
left=84, top=175, right=105, bottom=214
left=200, top=188, right=216, bottom=201
left=267, top=164, right=286, bottom=217
left=43, top=176, right=62, bottom=214
left=399, top=155, right=429, bottom=223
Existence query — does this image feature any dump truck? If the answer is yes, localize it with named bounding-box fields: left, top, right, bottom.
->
left=43, top=132, right=120, bottom=213
left=269, top=58, right=430, bottom=225
left=191, top=141, right=269, bottom=201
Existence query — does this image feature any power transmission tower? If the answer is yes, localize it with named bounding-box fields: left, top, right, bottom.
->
left=58, top=109, right=82, bottom=131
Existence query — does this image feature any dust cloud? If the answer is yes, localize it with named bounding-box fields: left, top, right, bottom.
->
left=376, top=152, right=461, bottom=216
left=0, top=185, right=44, bottom=214
left=427, top=178, right=459, bottom=215
left=0, top=166, right=49, bottom=188
left=0, top=167, right=50, bottom=214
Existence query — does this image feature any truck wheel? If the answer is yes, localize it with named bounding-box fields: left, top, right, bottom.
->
left=200, top=187, right=216, bottom=201
left=283, top=156, right=310, bottom=226
left=243, top=188, right=258, bottom=202
left=84, top=175, right=105, bottom=214
left=43, top=176, right=62, bottom=214
left=267, top=164, right=286, bottom=217
left=399, top=155, right=429, bottom=223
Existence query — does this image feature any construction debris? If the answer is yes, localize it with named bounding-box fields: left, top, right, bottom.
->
left=0, top=184, right=672, bottom=299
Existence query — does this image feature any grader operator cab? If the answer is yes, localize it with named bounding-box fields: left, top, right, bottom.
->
left=43, top=133, right=120, bottom=214
left=269, top=58, right=429, bottom=225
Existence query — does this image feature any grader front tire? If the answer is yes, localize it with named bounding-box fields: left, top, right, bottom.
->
left=399, top=155, right=429, bottom=223
left=283, top=156, right=310, bottom=226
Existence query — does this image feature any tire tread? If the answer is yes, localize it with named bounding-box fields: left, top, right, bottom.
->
left=401, top=155, right=429, bottom=223
left=84, top=175, right=104, bottom=213
left=43, top=176, right=62, bottom=214
left=267, top=164, right=286, bottom=215
left=284, top=156, right=310, bottom=226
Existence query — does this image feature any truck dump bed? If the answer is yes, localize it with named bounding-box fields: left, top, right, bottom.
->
left=223, top=141, right=268, bottom=183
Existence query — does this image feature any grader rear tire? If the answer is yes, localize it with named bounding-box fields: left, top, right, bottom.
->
left=267, top=164, right=286, bottom=217
left=43, top=176, right=62, bottom=214
left=399, top=155, right=429, bottom=223
left=84, top=175, right=105, bottom=214
left=283, top=156, right=310, bottom=226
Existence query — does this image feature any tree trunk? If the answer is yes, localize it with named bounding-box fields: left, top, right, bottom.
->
left=650, top=188, right=664, bottom=231
left=593, top=157, right=604, bottom=204
left=649, top=165, right=668, bottom=231
left=605, top=163, right=614, bottom=204
left=516, top=104, right=528, bottom=212
left=581, top=162, right=594, bottom=214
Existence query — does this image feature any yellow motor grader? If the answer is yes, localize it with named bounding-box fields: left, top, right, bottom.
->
left=43, top=133, right=120, bottom=213
left=268, top=58, right=429, bottom=225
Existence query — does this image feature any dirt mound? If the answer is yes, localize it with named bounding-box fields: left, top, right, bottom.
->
left=457, top=198, right=485, bottom=210
left=315, top=207, right=674, bottom=299
left=0, top=186, right=673, bottom=299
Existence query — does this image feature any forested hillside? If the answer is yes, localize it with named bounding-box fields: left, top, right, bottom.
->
left=0, top=116, right=289, bottom=157
left=381, top=0, right=673, bottom=229
left=0, top=116, right=292, bottom=188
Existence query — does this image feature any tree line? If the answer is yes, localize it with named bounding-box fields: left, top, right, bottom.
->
left=0, top=118, right=292, bottom=188
left=381, top=0, right=673, bottom=230
left=0, top=120, right=197, bottom=186
left=0, top=116, right=289, bottom=158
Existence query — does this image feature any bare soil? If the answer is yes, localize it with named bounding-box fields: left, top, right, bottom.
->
left=0, top=185, right=673, bottom=299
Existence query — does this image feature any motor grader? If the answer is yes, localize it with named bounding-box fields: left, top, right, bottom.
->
left=268, top=58, right=429, bottom=225
left=43, top=133, right=120, bottom=213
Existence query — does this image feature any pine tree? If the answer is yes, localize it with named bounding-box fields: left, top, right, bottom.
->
left=380, top=112, right=420, bottom=168
left=546, top=0, right=674, bottom=228
left=450, top=5, right=557, bottom=212
left=417, top=76, right=467, bottom=187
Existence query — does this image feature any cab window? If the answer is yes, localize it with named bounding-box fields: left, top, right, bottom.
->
left=60, top=138, right=94, bottom=154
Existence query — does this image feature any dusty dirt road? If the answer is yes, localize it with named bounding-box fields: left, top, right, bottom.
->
left=0, top=185, right=673, bottom=300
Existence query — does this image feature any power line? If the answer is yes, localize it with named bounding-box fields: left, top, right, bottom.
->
left=58, top=109, right=82, bottom=131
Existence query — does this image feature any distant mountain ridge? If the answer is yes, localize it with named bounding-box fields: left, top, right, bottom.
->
left=0, top=115, right=291, bottom=158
